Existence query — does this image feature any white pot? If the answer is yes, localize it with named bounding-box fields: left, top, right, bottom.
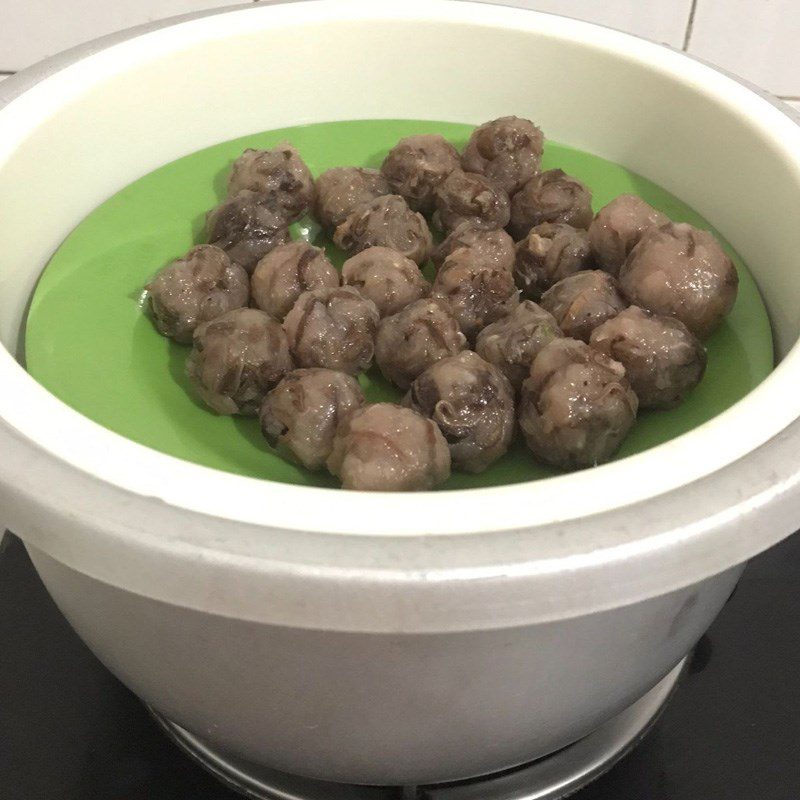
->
left=1, top=0, right=799, bottom=786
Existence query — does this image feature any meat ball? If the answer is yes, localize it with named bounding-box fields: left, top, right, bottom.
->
left=461, top=116, right=544, bottom=195
left=228, top=144, right=315, bottom=224
left=405, top=351, right=515, bottom=473
left=260, top=368, right=365, bottom=470
left=475, top=300, right=563, bottom=392
left=147, top=244, right=249, bottom=344
left=434, top=170, right=511, bottom=233
left=588, top=194, right=669, bottom=276
left=206, top=190, right=291, bottom=273
left=314, top=166, right=391, bottom=231
left=433, top=248, right=519, bottom=343
left=342, top=246, right=430, bottom=317
left=380, top=134, right=461, bottom=214
left=540, top=270, right=627, bottom=343
left=283, top=286, right=380, bottom=375
left=333, top=194, right=432, bottom=266
left=508, top=169, right=593, bottom=241
left=513, top=222, right=593, bottom=301
left=590, top=306, right=706, bottom=409
left=327, top=403, right=451, bottom=491
left=251, top=242, right=339, bottom=321
left=375, top=297, right=468, bottom=390
left=432, top=222, right=515, bottom=273
left=618, top=222, right=738, bottom=339
left=187, top=308, right=293, bottom=415
left=519, top=338, right=638, bottom=469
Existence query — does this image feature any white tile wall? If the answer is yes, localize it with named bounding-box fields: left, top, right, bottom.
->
left=0, top=0, right=247, bottom=71
left=687, top=0, right=800, bottom=97
left=471, top=0, right=693, bottom=48
left=0, top=0, right=798, bottom=100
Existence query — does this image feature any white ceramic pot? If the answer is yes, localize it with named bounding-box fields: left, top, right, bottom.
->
left=1, top=0, right=799, bottom=787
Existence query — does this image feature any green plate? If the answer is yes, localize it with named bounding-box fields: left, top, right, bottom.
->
left=24, top=120, right=774, bottom=489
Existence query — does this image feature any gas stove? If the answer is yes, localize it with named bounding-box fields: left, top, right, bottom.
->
left=2, top=530, right=799, bottom=799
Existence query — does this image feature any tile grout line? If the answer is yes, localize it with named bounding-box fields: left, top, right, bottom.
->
left=682, top=0, right=699, bottom=51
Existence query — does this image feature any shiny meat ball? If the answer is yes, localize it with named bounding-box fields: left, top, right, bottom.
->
left=260, top=368, right=365, bottom=470
left=405, top=350, right=515, bottom=473
left=519, top=338, right=638, bottom=469
left=375, top=297, right=467, bottom=390
left=206, top=190, right=291, bottom=273
left=333, top=194, right=432, bottom=266
left=251, top=242, right=339, bottom=321
left=590, top=306, right=706, bottom=409
left=147, top=245, right=249, bottom=344
left=433, top=248, right=520, bottom=343
left=588, top=194, right=668, bottom=276
left=283, top=286, right=380, bottom=375
left=434, top=170, right=511, bottom=233
left=187, top=308, right=293, bottom=415
left=380, top=134, right=461, bottom=214
left=228, top=144, right=315, bottom=224
left=314, top=167, right=391, bottom=231
left=432, top=222, right=515, bottom=273
left=513, top=222, right=593, bottom=301
left=540, top=270, right=627, bottom=343
left=475, top=300, right=563, bottom=391
left=327, top=403, right=451, bottom=491
left=342, top=246, right=430, bottom=317
left=461, top=116, right=544, bottom=195
left=432, top=248, right=519, bottom=343
left=618, top=222, right=738, bottom=339
left=508, top=169, right=593, bottom=241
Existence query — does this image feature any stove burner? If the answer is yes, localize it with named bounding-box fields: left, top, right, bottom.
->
left=149, top=659, right=686, bottom=800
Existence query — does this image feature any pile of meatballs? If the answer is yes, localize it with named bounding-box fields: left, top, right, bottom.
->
left=146, top=116, right=738, bottom=491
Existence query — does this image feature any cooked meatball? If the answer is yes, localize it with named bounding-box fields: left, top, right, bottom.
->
left=461, top=116, right=544, bottom=195
left=327, top=403, right=451, bottom=491
left=333, top=194, right=432, bottom=266
left=434, top=170, right=511, bottom=233
left=187, top=308, right=293, bottom=415
left=375, top=297, right=468, bottom=390
left=227, top=144, right=315, bottom=224
left=432, top=222, right=515, bottom=273
left=380, top=134, right=461, bottom=214
left=590, top=306, right=706, bottom=409
left=314, top=166, right=391, bottom=231
left=283, top=286, right=380, bottom=375
left=475, top=300, right=563, bottom=391
left=519, top=338, right=638, bottom=469
left=342, top=247, right=430, bottom=318
left=514, top=222, right=593, bottom=300
left=147, top=245, right=249, bottom=344
left=251, top=242, right=339, bottom=320
left=206, top=190, right=291, bottom=273
left=540, top=270, right=627, bottom=343
left=405, top=351, right=515, bottom=473
left=433, top=249, right=519, bottom=343
left=588, top=194, right=669, bottom=276
left=618, top=222, right=738, bottom=339
left=260, top=368, right=365, bottom=470
left=508, top=169, right=593, bottom=241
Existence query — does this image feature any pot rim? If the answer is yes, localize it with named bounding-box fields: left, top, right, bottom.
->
left=1, top=0, right=799, bottom=630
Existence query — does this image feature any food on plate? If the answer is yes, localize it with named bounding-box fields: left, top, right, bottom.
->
left=187, top=308, right=293, bottom=415
left=147, top=244, right=249, bottom=343
left=406, top=350, right=515, bottom=473
left=519, top=338, right=638, bottom=468
left=327, top=402, right=451, bottom=490
left=251, top=241, right=339, bottom=320
left=283, top=286, right=380, bottom=375
left=260, top=368, right=365, bottom=469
